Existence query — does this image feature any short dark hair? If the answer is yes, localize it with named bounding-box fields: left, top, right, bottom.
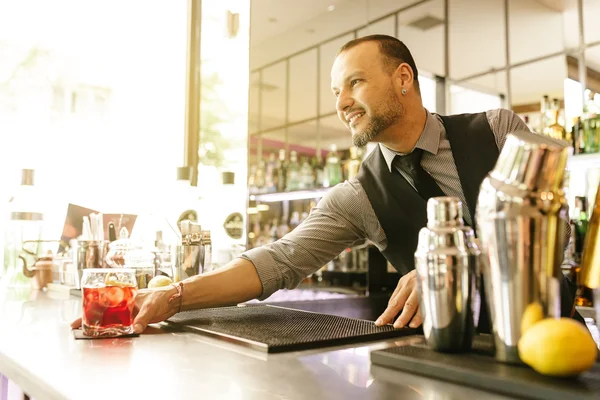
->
left=338, top=34, right=420, bottom=94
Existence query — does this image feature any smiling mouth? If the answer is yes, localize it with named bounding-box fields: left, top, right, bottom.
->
left=348, top=112, right=365, bottom=127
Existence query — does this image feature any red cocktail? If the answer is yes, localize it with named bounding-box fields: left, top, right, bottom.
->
left=81, top=269, right=137, bottom=336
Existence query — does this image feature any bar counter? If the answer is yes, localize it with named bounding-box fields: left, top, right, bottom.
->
left=0, top=288, right=527, bottom=400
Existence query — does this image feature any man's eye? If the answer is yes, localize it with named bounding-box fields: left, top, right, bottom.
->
left=351, top=79, right=361, bottom=87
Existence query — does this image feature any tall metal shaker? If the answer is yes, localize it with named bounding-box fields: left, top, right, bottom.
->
left=415, top=196, right=481, bottom=352
left=578, top=182, right=600, bottom=327
left=174, top=220, right=211, bottom=282
left=476, top=130, right=570, bottom=364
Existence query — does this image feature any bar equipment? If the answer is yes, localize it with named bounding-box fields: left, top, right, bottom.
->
left=104, top=227, right=156, bottom=289
left=414, top=196, right=481, bottom=352
left=476, top=130, right=570, bottom=363
left=21, top=252, right=53, bottom=290
left=16, top=240, right=64, bottom=290
left=173, top=220, right=211, bottom=282
left=579, top=183, right=600, bottom=326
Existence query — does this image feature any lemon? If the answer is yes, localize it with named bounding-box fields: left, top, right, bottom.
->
left=520, top=302, right=544, bottom=334
left=148, top=275, right=173, bottom=289
left=518, top=318, right=598, bottom=377
left=104, top=273, right=131, bottom=287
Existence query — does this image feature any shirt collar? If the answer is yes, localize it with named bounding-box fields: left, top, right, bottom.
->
left=380, top=109, right=441, bottom=173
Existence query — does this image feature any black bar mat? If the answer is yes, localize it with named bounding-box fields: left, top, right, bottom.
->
left=370, top=335, right=600, bottom=400
left=166, top=304, right=414, bottom=353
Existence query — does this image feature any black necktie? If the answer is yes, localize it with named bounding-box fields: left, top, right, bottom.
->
left=394, top=148, right=445, bottom=200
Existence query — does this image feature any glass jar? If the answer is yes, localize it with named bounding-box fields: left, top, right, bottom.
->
left=105, top=228, right=135, bottom=268
left=124, top=249, right=155, bottom=289
left=105, top=227, right=155, bottom=289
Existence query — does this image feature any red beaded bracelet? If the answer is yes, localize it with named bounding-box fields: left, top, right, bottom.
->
left=168, top=282, right=184, bottom=313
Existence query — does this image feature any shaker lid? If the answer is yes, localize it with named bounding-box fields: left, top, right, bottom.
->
left=427, top=196, right=464, bottom=227
left=493, top=130, right=569, bottom=192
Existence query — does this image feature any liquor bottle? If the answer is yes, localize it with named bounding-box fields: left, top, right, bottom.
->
left=269, top=219, right=279, bottom=242
left=286, top=151, right=300, bottom=191
left=574, top=196, right=589, bottom=263
left=523, top=115, right=534, bottom=132
left=276, top=149, right=287, bottom=193
left=583, top=116, right=599, bottom=154
left=344, top=146, right=362, bottom=180
left=572, top=117, right=585, bottom=154
left=249, top=221, right=261, bottom=249
left=544, top=99, right=567, bottom=141
left=248, top=164, right=257, bottom=194
left=289, top=211, right=301, bottom=231
left=264, top=152, right=277, bottom=193
left=206, top=171, right=245, bottom=270
left=172, top=166, right=200, bottom=221
left=583, top=91, right=599, bottom=153
left=300, top=211, right=309, bottom=223
left=584, top=90, right=600, bottom=116
left=299, top=156, right=314, bottom=190
left=539, top=95, right=550, bottom=134
left=563, top=219, right=578, bottom=280
left=254, top=159, right=266, bottom=194
left=312, top=155, right=325, bottom=188
left=277, top=218, right=290, bottom=239
left=579, top=186, right=600, bottom=307
left=3, top=169, right=45, bottom=287
left=324, top=144, right=343, bottom=187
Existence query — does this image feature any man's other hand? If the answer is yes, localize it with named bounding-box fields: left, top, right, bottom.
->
left=375, top=269, right=421, bottom=328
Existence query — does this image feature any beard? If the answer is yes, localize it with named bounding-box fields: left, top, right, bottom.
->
left=351, top=93, right=404, bottom=147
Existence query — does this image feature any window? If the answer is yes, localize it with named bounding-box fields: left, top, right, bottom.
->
left=0, top=0, right=188, bottom=239
left=450, top=84, right=503, bottom=115
left=419, top=74, right=437, bottom=113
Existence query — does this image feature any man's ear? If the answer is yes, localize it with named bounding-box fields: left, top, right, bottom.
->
left=396, top=63, right=414, bottom=90
left=392, top=62, right=414, bottom=94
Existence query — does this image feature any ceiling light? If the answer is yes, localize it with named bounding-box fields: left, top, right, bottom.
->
left=328, top=5, right=335, bottom=11
left=406, top=15, right=444, bottom=31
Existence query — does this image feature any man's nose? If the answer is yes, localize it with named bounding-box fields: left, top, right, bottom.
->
left=336, top=90, right=354, bottom=113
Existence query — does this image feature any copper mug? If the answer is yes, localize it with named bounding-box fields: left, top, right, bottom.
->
left=19, top=240, right=64, bottom=290
left=20, top=253, right=53, bottom=290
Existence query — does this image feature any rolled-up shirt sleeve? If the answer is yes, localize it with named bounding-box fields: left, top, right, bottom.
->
left=241, top=180, right=372, bottom=300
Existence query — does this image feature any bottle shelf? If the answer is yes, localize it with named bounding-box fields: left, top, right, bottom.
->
left=251, top=187, right=333, bottom=202
left=568, top=153, right=600, bottom=169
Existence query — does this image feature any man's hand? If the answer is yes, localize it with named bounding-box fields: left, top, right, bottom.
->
left=71, top=286, right=179, bottom=334
left=375, top=269, right=422, bottom=328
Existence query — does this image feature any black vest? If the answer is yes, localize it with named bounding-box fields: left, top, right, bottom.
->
left=357, top=112, right=497, bottom=275
left=357, top=112, right=581, bottom=325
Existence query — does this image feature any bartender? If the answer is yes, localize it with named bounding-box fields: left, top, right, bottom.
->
left=73, top=34, right=581, bottom=333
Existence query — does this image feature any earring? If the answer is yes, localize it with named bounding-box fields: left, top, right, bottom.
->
left=401, top=88, right=407, bottom=95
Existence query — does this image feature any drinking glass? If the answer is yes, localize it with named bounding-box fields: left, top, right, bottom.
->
left=81, top=268, right=137, bottom=337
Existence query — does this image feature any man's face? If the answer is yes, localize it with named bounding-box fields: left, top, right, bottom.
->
left=331, top=42, right=404, bottom=147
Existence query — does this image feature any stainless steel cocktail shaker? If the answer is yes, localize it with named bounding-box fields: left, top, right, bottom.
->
left=415, top=196, right=481, bottom=352
left=173, top=220, right=211, bottom=281
left=476, top=130, right=570, bottom=363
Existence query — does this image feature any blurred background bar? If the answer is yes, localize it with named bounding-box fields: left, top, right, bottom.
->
left=0, top=0, right=600, bottom=313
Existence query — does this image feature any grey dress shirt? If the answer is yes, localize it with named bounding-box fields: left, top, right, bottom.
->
left=242, top=108, right=533, bottom=300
